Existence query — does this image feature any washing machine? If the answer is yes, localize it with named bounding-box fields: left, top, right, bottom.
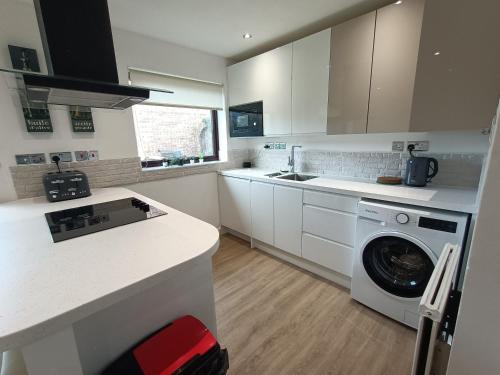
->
left=351, top=199, right=470, bottom=329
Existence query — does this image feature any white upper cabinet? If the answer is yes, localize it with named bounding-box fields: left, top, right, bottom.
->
left=228, top=0, right=498, bottom=135
left=410, top=0, right=500, bottom=132
left=291, top=29, right=331, bottom=135
left=227, top=56, right=260, bottom=106
left=228, top=45, right=292, bottom=136
left=250, top=181, right=274, bottom=245
left=367, top=0, right=425, bottom=133
left=218, top=176, right=251, bottom=236
left=327, top=12, right=375, bottom=135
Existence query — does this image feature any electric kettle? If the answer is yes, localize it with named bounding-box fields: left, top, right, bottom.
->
left=404, top=146, right=438, bottom=187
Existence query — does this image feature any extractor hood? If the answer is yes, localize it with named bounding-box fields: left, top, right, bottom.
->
left=20, top=0, right=161, bottom=109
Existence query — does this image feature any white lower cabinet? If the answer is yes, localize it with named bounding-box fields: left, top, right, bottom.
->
left=218, top=176, right=251, bottom=236
left=219, top=174, right=358, bottom=280
left=303, top=205, right=357, bottom=246
left=274, top=185, right=303, bottom=257
left=250, top=181, right=274, bottom=244
left=302, top=233, right=353, bottom=277
left=302, top=190, right=359, bottom=277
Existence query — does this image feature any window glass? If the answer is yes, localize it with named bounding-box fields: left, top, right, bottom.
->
left=133, top=105, right=218, bottom=162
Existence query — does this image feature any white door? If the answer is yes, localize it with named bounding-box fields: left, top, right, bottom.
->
left=250, top=181, right=274, bottom=244
left=291, top=29, right=330, bottom=135
left=274, top=185, right=303, bottom=256
left=218, top=176, right=251, bottom=235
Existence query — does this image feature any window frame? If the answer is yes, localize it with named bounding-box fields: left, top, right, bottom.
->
left=133, top=104, right=220, bottom=167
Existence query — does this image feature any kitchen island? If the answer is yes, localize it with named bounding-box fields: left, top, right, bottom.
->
left=0, top=188, right=220, bottom=375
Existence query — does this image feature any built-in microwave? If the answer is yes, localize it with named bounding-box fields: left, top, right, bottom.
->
left=229, top=101, right=263, bottom=137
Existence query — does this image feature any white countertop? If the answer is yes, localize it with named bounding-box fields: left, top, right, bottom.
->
left=220, top=169, right=479, bottom=214
left=0, top=188, right=220, bottom=351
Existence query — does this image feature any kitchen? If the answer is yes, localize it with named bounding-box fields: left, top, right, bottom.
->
left=0, top=0, right=499, bottom=374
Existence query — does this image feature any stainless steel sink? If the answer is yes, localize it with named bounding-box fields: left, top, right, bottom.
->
left=276, top=173, right=318, bottom=182
left=265, top=172, right=285, bottom=178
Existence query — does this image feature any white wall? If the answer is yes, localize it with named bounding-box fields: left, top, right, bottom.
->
left=245, top=131, right=489, bottom=153
left=0, top=0, right=231, bottom=225
left=127, top=173, right=220, bottom=228
left=447, top=102, right=500, bottom=374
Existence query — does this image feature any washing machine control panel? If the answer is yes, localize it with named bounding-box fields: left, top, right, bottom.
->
left=358, top=202, right=419, bottom=226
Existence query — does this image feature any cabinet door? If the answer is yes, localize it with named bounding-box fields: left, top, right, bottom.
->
left=250, top=181, right=274, bottom=244
left=292, top=29, right=330, bottom=135
left=303, top=205, right=357, bottom=246
left=218, top=176, right=251, bottom=236
left=302, top=233, right=353, bottom=276
left=228, top=45, right=292, bottom=136
left=327, top=12, right=375, bottom=135
left=261, top=45, right=293, bottom=136
left=367, top=0, right=425, bottom=133
left=410, top=0, right=500, bottom=131
left=274, top=185, right=303, bottom=256
left=228, top=58, right=259, bottom=106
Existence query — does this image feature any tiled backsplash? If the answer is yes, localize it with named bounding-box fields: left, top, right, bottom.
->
left=248, top=149, right=485, bottom=187
left=9, top=150, right=249, bottom=199
left=10, top=158, right=143, bottom=199
left=8, top=148, right=484, bottom=199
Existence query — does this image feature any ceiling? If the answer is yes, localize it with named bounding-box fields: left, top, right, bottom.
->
left=108, top=0, right=392, bottom=62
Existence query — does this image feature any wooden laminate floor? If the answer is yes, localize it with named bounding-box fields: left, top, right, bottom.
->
left=213, top=234, right=416, bottom=375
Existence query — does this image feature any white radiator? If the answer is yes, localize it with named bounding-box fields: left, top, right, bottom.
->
left=411, top=243, right=461, bottom=375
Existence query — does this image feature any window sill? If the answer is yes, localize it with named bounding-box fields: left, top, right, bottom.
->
left=141, top=160, right=225, bottom=173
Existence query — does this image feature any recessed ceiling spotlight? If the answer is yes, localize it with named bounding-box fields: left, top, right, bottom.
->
left=243, top=33, right=253, bottom=40
left=434, top=51, right=441, bottom=56
left=395, top=0, right=403, bottom=4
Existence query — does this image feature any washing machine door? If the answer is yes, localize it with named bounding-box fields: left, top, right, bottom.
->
left=362, top=233, right=436, bottom=299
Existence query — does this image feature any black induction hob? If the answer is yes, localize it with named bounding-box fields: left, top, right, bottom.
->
left=45, top=197, right=167, bottom=242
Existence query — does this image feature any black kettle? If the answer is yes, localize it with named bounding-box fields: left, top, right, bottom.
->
left=404, top=146, right=438, bottom=187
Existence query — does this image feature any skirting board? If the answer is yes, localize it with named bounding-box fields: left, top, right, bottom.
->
left=220, top=226, right=351, bottom=289
left=219, top=226, right=251, bottom=242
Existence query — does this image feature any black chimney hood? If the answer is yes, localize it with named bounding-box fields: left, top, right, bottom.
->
left=25, top=0, right=154, bottom=109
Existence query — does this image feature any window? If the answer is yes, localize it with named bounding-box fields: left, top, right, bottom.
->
left=133, top=105, right=219, bottom=165
left=129, top=68, right=224, bottom=168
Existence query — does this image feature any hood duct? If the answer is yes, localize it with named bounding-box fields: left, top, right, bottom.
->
left=23, top=0, right=154, bottom=109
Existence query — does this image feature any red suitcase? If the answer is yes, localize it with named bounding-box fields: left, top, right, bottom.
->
left=102, top=315, right=228, bottom=375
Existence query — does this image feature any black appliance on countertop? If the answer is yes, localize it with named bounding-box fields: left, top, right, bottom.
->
left=45, top=197, right=167, bottom=242
left=43, top=170, right=91, bottom=202
left=43, top=155, right=90, bottom=202
left=404, top=144, right=439, bottom=187
left=229, top=101, right=264, bottom=137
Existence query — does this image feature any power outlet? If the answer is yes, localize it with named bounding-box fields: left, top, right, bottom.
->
left=15, top=154, right=32, bottom=165
left=30, top=153, right=46, bottom=164
left=407, top=141, right=429, bottom=151
left=264, top=142, right=274, bottom=150
left=392, top=141, right=405, bottom=152
left=88, top=150, right=99, bottom=161
left=15, top=153, right=46, bottom=165
left=50, top=152, right=72, bottom=163
left=75, top=151, right=89, bottom=161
